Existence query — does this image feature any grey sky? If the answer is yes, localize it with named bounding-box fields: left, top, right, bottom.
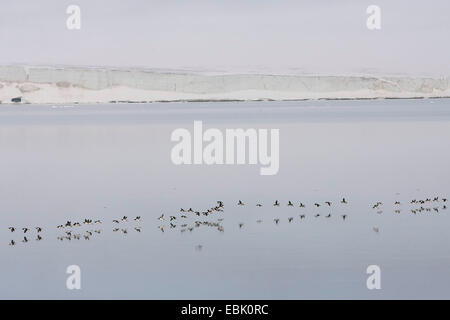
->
left=0, top=0, right=448, bottom=75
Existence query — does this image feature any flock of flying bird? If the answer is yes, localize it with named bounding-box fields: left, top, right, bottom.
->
left=7, top=216, right=142, bottom=246
left=5, top=196, right=448, bottom=247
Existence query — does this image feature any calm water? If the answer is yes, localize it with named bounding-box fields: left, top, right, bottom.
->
left=0, top=99, right=449, bottom=299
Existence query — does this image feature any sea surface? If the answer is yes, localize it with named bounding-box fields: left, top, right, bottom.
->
left=0, top=99, right=449, bottom=299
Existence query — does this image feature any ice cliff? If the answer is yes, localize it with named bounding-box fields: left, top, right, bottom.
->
left=0, top=65, right=448, bottom=104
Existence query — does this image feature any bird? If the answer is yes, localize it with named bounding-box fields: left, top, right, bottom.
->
left=314, top=203, right=320, bottom=207
left=299, top=214, right=305, bottom=219
left=443, top=198, right=447, bottom=202
left=113, top=228, right=119, bottom=232
left=274, top=218, right=280, bottom=224
left=22, top=228, right=29, bottom=233
left=325, top=201, right=332, bottom=206
left=288, top=217, right=294, bottom=223
left=95, top=230, right=101, bottom=234
left=134, top=216, right=141, bottom=222
left=256, top=204, right=262, bottom=207
left=170, top=223, right=176, bottom=229
left=135, top=227, right=142, bottom=232
left=121, top=229, right=128, bottom=234
left=372, top=202, right=382, bottom=209
left=36, top=227, right=42, bottom=233
left=36, top=235, right=42, bottom=241
left=341, top=198, right=348, bottom=204
left=95, top=220, right=102, bottom=224
left=341, top=214, right=347, bottom=220
left=274, top=200, right=280, bottom=206
left=299, top=203, right=305, bottom=208
left=373, top=227, right=379, bottom=233
left=158, top=214, right=164, bottom=221
left=238, top=200, right=244, bottom=206
left=394, top=201, right=401, bottom=205
left=9, top=240, right=15, bottom=246
left=121, top=216, right=127, bottom=222
left=325, top=214, right=331, bottom=218
left=188, top=208, right=194, bottom=212
left=395, top=210, right=401, bottom=214
left=170, top=216, right=177, bottom=221
left=238, top=223, right=244, bottom=229
left=113, top=219, right=119, bottom=224
left=22, top=237, right=28, bottom=243
left=314, top=214, right=320, bottom=218
left=287, top=201, right=294, bottom=207
left=8, top=227, right=15, bottom=232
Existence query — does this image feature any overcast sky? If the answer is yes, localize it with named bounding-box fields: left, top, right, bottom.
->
left=0, top=0, right=448, bottom=75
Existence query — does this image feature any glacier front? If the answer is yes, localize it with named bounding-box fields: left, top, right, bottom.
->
left=0, top=65, right=449, bottom=104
